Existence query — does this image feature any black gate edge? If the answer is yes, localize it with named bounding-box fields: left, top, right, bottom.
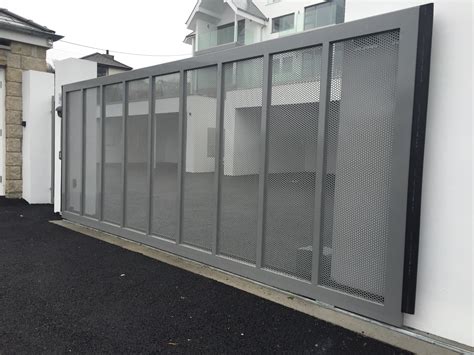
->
left=402, top=2, right=434, bottom=314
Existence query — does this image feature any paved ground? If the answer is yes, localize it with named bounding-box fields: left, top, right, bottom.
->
left=0, top=198, right=409, bottom=354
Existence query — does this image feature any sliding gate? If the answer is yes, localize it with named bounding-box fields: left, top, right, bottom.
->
left=62, top=5, right=432, bottom=325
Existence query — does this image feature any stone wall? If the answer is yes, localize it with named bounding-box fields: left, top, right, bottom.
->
left=0, top=42, right=48, bottom=198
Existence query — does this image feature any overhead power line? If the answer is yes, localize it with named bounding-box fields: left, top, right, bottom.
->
left=58, top=40, right=190, bottom=57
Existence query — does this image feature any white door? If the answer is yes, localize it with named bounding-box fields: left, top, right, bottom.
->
left=0, top=68, right=5, bottom=196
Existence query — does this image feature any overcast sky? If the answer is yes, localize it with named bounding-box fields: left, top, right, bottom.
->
left=2, top=0, right=198, bottom=69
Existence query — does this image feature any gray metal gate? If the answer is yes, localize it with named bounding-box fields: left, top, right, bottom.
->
left=61, top=4, right=432, bottom=326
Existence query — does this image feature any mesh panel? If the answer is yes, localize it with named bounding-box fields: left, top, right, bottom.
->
left=102, top=83, right=123, bottom=225
left=66, top=90, right=82, bottom=213
left=152, top=73, right=180, bottom=240
left=125, top=79, right=150, bottom=231
left=263, top=46, right=322, bottom=280
left=83, top=88, right=100, bottom=218
left=182, top=67, right=218, bottom=251
left=218, top=58, right=264, bottom=263
left=318, top=31, right=400, bottom=304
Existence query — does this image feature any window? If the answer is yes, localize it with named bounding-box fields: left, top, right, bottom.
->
left=272, top=13, right=294, bottom=33
left=97, top=65, right=107, bottom=77
left=0, top=39, right=11, bottom=47
left=304, top=2, right=337, bottom=30
left=237, top=19, right=245, bottom=43
left=217, top=23, right=235, bottom=45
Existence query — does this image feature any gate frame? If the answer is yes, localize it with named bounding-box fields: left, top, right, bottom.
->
left=61, top=4, right=432, bottom=326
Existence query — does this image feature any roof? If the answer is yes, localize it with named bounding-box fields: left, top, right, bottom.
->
left=230, top=0, right=266, bottom=21
left=0, top=8, right=63, bottom=41
left=81, top=52, right=132, bottom=70
left=183, top=31, right=196, bottom=45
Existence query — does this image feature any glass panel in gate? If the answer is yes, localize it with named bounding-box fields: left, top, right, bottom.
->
left=318, top=31, right=400, bottom=304
left=151, top=73, right=180, bottom=240
left=263, top=46, right=322, bottom=280
left=182, top=66, right=218, bottom=251
left=218, top=58, right=264, bottom=263
left=83, top=87, right=100, bottom=218
left=102, top=83, right=123, bottom=225
left=125, top=79, right=150, bottom=231
left=66, top=90, right=82, bottom=213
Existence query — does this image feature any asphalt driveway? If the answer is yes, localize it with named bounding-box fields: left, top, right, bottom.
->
left=0, top=198, right=409, bottom=354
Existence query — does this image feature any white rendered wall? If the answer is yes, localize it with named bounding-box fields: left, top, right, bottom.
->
left=22, top=71, right=55, bottom=204
left=345, top=0, right=473, bottom=347
left=54, top=58, right=97, bottom=213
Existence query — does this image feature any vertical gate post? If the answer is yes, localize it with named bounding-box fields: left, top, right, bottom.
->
left=176, top=70, right=186, bottom=244
left=98, top=85, right=104, bottom=221
left=311, top=42, right=331, bottom=285
left=61, top=90, right=67, bottom=212
left=120, top=81, right=127, bottom=228
left=146, top=76, right=155, bottom=235
left=213, top=63, right=224, bottom=255
left=256, top=53, right=271, bottom=269
left=80, top=89, right=85, bottom=216
left=384, top=9, right=422, bottom=320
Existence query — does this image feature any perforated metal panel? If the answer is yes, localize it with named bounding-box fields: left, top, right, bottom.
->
left=218, top=57, right=264, bottom=263
left=151, top=73, right=180, bottom=240
left=181, top=67, right=218, bottom=251
left=125, top=79, right=150, bottom=231
left=102, top=83, right=123, bottom=225
left=83, top=87, right=100, bottom=218
left=263, top=46, right=322, bottom=280
left=318, top=31, right=401, bottom=303
left=66, top=91, right=82, bottom=213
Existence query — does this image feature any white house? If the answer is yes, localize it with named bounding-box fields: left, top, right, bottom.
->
left=184, top=0, right=345, bottom=55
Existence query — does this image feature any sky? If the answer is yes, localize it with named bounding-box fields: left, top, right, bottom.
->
left=2, top=0, right=198, bottom=69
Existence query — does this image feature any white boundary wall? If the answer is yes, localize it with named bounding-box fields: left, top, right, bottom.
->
left=346, top=0, right=473, bottom=347
left=22, top=71, right=54, bottom=204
